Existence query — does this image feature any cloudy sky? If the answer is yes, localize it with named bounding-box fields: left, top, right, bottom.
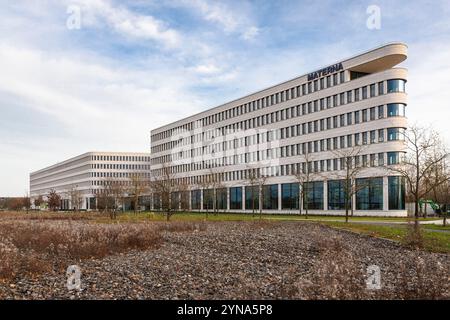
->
left=0, top=0, right=449, bottom=196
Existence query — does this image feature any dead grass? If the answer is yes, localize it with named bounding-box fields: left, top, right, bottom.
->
left=280, top=224, right=449, bottom=299
left=155, top=221, right=207, bottom=233
left=0, top=220, right=162, bottom=280
left=0, top=211, right=97, bottom=221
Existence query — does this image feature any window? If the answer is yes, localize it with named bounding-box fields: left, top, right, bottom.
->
left=362, top=132, right=368, bottom=145
left=362, top=109, right=368, bottom=122
left=245, top=185, right=259, bottom=210
left=282, top=183, right=299, bottom=210
left=347, top=112, right=352, bottom=125
left=263, top=184, right=279, bottom=210
left=387, top=103, right=406, bottom=117
left=216, top=188, right=227, bottom=210
left=378, top=153, right=385, bottom=166
left=378, top=129, right=385, bottom=142
left=191, top=190, right=201, bottom=210
left=340, top=114, right=345, bottom=127
left=203, top=189, right=214, bottom=210
left=387, top=79, right=406, bottom=93
left=354, top=111, right=360, bottom=124
left=370, top=107, right=376, bottom=120
left=347, top=91, right=353, bottom=103
left=387, top=128, right=404, bottom=141
left=304, top=181, right=324, bottom=210
left=354, top=88, right=360, bottom=101
left=369, top=84, right=375, bottom=97
left=378, top=82, right=384, bottom=95
left=370, top=130, right=376, bottom=144
left=389, top=176, right=405, bottom=210
left=355, top=133, right=360, bottom=145
left=230, top=187, right=242, bottom=209
left=362, top=87, right=368, bottom=99
left=356, top=177, right=383, bottom=210
left=340, top=71, right=345, bottom=83
left=378, top=105, right=384, bottom=119
left=328, top=180, right=347, bottom=210
left=387, top=152, right=401, bottom=165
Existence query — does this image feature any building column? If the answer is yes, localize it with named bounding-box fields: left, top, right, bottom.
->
left=200, top=189, right=204, bottom=211
left=278, top=184, right=282, bottom=211
left=352, top=189, right=357, bottom=213
left=323, top=180, right=328, bottom=211
left=227, top=187, right=230, bottom=211
left=188, top=190, right=192, bottom=211
left=383, top=176, right=389, bottom=211
left=242, top=186, right=246, bottom=211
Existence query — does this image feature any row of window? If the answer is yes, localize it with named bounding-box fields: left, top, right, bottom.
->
left=155, top=152, right=404, bottom=188
left=90, top=172, right=151, bottom=179
left=152, top=177, right=405, bottom=211
left=92, top=155, right=150, bottom=162
left=92, top=163, right=150, bottom=170
left=152, top=71, right=348, bottom=143
left=152, top=127, right=405, bottom=177
left=153, top=102, right=407, bottom=167
left=151, top=79, right=406, bottom=154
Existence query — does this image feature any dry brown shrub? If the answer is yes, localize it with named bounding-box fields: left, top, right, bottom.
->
left=402, top=223, right=425, bottom=249
left=298, top=235, right=367, bottom=299
left=0, top=211, right=97, bottom=221
left=393, top=251, right=449, bottom=300
left=156, top=221, right=207, bottom=233
left=0, top=221, right=162, bottom=281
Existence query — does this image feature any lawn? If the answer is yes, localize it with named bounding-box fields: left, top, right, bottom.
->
left=322, top=221, right=450, bottom=254
left=89, top=210, right=441, bottom=223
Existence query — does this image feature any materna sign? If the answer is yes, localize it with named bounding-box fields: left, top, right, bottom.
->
left=307, top=63, right=343, bottom=81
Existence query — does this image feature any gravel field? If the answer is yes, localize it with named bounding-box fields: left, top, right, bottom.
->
left=1, top=221, right=449, bottom=300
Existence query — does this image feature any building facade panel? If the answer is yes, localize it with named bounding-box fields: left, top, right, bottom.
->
left=149, top=43, right=408, bottom=216
left=30, top=152, right=151, bottom=210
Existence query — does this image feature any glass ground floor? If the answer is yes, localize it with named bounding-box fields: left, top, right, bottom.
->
left=150, top=176, right=406, bottom=216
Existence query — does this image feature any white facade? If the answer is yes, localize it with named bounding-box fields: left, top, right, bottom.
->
left=150, top=43, right=409, bottom=216
left=30, top=152, right=151, bottom=210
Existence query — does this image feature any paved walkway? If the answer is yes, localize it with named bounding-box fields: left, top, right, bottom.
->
left=266, top=217, right=449, bottom=232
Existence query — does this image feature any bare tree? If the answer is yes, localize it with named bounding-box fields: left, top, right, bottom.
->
left=199, top=177, right=213, bottom=219
left=331, top=145, right=368, bottom=223
left=102, top=178, right=127, bottom=219
left=68, top=184, right=83, bottom=212
left=387, top=124, right=449, bottom=226
left=34, top=195, right=44, bottom=210
left=246, top=167, right=262, bottom=217
left=423, top=149, right=450, bottom=223
left=177, top=180, right=190, bottom=212
left=152, top=163, right=177, bottom=221
left=208, top=168, right=226, bottom=215
left=22, top=193, right=32, bottom=214
left=294, top=150, right=314, bottom=219
left=128, top=173, right=149, bottom=214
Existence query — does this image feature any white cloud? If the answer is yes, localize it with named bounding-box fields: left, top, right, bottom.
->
left=192, top=63, right=222, bottom=75
left=72, top=0, right=181, bottom=48
left=176, top=0, right=259, bottom=40
left=406, top=41, right=450, bottom=143
left=0, top=43, right=208, bottom=195
left=242, top=26, right=259, bottom=40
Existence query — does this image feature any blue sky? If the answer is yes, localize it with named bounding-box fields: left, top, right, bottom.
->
left=0, top=0, right=449, bottom=196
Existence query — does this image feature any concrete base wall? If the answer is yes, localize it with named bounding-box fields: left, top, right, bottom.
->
left=180, top=209, right=409, bottom=217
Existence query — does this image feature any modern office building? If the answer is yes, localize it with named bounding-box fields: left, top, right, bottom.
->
left=150, top=43, right=408, bottom=216
left=30, top=152, right=151, bottom=210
